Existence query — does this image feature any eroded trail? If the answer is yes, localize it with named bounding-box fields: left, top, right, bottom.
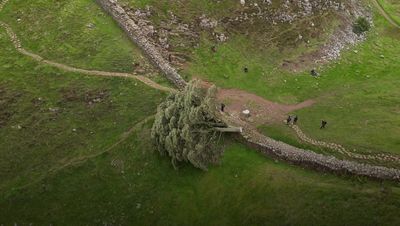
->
left=218, top=88, right=315, bottom=124
left=290, top=124, right=400, bottom=162
left=1, top=115, right=155, bottom=193
left=373, top=0, right=400, bottom=29
left=0, top=21, right=176, bottom=93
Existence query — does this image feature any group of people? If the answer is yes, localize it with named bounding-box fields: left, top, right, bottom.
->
left=221, top=102, right=328, bottom=129
left=286, top=115, right=328, bottom=129
left=286, top=115, right=299, bottom=125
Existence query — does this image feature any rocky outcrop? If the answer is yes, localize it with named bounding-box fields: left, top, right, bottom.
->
left=95, top=0, right=187, bottom=89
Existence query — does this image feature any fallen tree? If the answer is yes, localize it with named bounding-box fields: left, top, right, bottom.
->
left=151, top=80, right=241, bottom=170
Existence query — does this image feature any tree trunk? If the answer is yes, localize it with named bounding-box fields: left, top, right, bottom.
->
left=214, top=126, right=243, bottom=133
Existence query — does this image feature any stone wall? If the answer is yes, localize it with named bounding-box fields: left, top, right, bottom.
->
left=219, top=114, right=400, bottom=181
left=95, top=0, right=187, bottom=89
left=97, top=0, right=400, bottom=182
left=229, top=116, right=400, bottom=182
left=242, top=136, right=400, bottom=182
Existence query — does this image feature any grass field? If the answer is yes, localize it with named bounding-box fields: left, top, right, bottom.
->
left=119, top=0, right=400, bottom=155
left=0, top=31, right=166, bottom=194
left=188, top=1, right=400, bottom=155
left=120, top=0, right=342, bottom=100
left=121, top=0, right=342, bottom=81
left=1, top=0, right=400, bottom=225
left=2, top=122, right=400, bottom=225
left=0, top=0, right=154, bottom=73
left=261, top=2, right=400, bottom=155
left=0, top=0, right=167, bottom=197
left=378, top=0, right=400, bottom=25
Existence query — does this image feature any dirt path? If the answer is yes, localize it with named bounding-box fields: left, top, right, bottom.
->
left=290, top=124, right=400, bottom=162
left=0, top=20, right=176, bottom=93
left=218, top=88, right=315, bottom=124
left=373, top=0, right=400, bottom=29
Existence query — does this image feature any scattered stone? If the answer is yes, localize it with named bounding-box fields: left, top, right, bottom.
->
left=86, top=23, right=95, bottom=29
left=49, top=107, right=59, bottom=112
left=199, top=15, right=218, bottom=29
left=13, top=125, right=22, bottom=130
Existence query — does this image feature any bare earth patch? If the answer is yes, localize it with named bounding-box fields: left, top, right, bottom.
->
left=217, top=88, right=315, bottom=125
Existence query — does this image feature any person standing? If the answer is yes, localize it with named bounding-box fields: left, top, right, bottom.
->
left=320, top=120, right=327, bottom=129
left=286, top=115, right=292, bottom=125
left=293, top=115, right=298, bottom=124
left=221, top=103, right=226, bottom=112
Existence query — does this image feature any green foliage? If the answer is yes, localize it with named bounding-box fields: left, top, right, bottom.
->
left=353, top=17, right=371, bottom=35
left=151, top=80, right=225, bottom=170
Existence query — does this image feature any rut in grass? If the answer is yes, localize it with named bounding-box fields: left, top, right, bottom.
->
left=290, top=124, right=400, bottom=163
left=0, top=1, right=175, bottom=93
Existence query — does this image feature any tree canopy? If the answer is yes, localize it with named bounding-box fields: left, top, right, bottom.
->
left=151, top=80, right=232, bottom=170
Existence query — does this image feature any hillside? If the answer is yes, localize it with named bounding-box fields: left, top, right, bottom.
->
left=118, top=0, right=369, bottom=71
left=1, top=0, right=400, bottom=225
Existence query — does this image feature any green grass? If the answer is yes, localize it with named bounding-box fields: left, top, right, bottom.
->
left=260, top=5, right=400, bottom=155
left=1, top=0, right=400, bottom=225
left=119, top=0, right=400, bottom=155
left=378, top=0, right=400, bottom=25
left=2, top=123, right=400, bottom=225
left=184, top=0, right=400, bottom=155
left=121, top=0, right=342, bottom=90
left=0, top=0, right=153, bottom=73
left=0, top=24, right=167, bottom=193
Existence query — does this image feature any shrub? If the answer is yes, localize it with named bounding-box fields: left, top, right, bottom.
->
left=353, top=17, right=371, bottom=35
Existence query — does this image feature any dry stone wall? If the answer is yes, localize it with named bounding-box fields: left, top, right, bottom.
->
left=96, top=0, right=400, bottom=182
left=242, top=133, right=400, bottom=182
left=96, top=0, right=187, bottom=89
left=222, top=115, right=400, bottom=182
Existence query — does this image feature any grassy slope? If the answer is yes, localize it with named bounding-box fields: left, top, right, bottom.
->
left=122, top=0, right=341, bottom=92
left=1, top=123, right=400, bottom=225
left=1, top=0, right=400, bottom=225
left=170, top=0, right=400, bottom=155
left=263, top=3, right=400, bottom=155
left=121, top=0, right=400, bottom=155
left=0, top=0, right=166, bottom=194
left=0, top=0, right=151, bottom=73
left=378, top=0, right=400, bottom=25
